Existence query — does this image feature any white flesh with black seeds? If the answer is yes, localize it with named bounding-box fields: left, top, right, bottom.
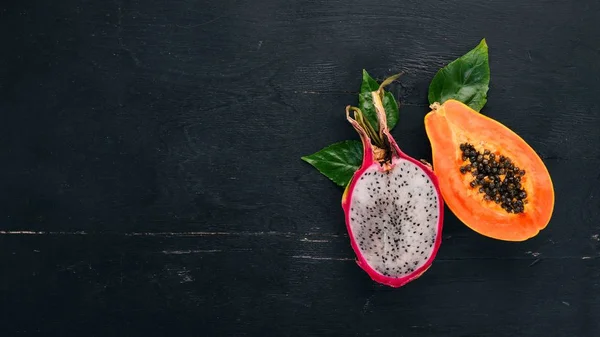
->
left=349, top=159, right=439, bottom=277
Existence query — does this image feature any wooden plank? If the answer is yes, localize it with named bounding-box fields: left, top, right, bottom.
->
left=0, top=234, right=598, bottom=336
left=0, top=94, right=595, bottom=234
left=0, top=0, right=599, bottom=336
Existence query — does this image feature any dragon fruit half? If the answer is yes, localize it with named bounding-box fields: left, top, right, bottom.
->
left=341, top=78, right=444, bottom=287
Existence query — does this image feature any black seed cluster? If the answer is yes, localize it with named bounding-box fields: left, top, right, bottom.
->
left=459, top=143, right=528, bottom=214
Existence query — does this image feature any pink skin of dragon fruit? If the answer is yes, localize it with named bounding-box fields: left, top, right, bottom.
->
left=341, top=84, right=444, bottom=288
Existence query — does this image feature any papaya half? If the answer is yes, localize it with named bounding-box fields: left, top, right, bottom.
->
left=424, top=99, right=554, bottom=241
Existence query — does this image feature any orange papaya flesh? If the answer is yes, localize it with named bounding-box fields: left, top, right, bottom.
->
left=424, top=99, right=554, bottom=241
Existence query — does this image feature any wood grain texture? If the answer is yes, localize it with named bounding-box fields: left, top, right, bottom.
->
left=0, top=0, right=599, bottom=336
left=1, top=234, right=599, bottom=336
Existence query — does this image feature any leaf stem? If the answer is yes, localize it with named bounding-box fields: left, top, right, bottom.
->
left=377, top=72, right=404, bottom=92
left=346, top=106, right=382, bottom=147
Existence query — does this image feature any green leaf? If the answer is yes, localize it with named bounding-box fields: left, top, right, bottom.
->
left=301, top=70, right=402, bottom=189
left=301, top=140, right=363, bottom=187
left=359, top=70, right=399, bottom=130
left=360, top=69, right=380, bottom=92
left=428, top=38, right=490, bottom=111
left=383, top=91, right=399, bottom=128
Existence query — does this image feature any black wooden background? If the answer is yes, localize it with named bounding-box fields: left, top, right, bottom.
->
left=1, top=0, right=599, bottom=336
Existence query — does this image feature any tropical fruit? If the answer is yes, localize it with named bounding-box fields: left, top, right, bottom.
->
left=424, top=99, right=554, bottom=241
left=342, top=85, right=444, bottom=287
